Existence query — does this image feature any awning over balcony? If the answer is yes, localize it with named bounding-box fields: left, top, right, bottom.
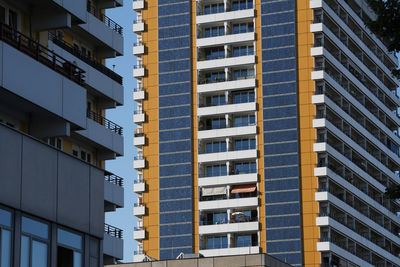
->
left=231, top=184, right=256, bottom=194
left=202, top=186, right=227, bottom=196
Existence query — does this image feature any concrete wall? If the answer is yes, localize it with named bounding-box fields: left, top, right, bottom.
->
left=0, top=123, right=104, bottom=238
left=52, top=0, right=87, bottom=22
left=48, top=40, right=124, bottom=106
left=0, top=41, right=87, bottom=129
left=103, top=232, right=124, bottom=260
left=104, top=180, right=124, bottom=208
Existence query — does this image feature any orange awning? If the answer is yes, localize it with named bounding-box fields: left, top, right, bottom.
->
left=231, top=184, right=256, bottom=194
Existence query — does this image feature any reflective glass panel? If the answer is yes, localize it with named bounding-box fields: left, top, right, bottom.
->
left=20, top=235, right=29, bottom=267
left=1, top=229, right=11, bottom=267
left=57, top=229, right=82, bottom=250
left=32, top=240, right=47, bottom=267
left=22, top=217, right=48, bottom=239
left=0, top=209, right=11, bottom=228
left=73, top=252, right=82, bottom=267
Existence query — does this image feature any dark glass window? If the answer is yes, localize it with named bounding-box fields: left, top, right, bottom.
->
left=232, top=90, right=255, bottom=104
left=0, top=6, right=5, bottom=24
left=8, top=9, right=17, bottom=29
left=21, top=216, right=49, bottom=267
left=233, top=115, right=255, bottom=127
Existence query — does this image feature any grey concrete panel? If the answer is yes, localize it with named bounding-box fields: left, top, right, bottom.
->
left=57, top=153, right=90, bottom=233
left=104, top=181, right=124, bottom=208
left=112, top=80, right=124, bottom=105
left=151, top=262, right=166, bottom=267
left=198, top=258, right=213, bottom=267
left=0, top=125, right=22, bottom=209
left=112, top=131, right=124, bottom=156
left=214, top=255, right=246, bottom=267
left=21, top=136, right=58, bottom=221
left=0, top=42, right=3, bottom=85
left=111, top=30, right=124, bottom=56
left=245, top=254, right=264, bottom=266
left=53, top=0, right=86, bottom=22
left=167, top=259, right=197, bottom=267
left=90, top=167, right=105, bottom=238
left=62, top=77, right=87, bottom=129
left=103, top=233, right=123, bottom=260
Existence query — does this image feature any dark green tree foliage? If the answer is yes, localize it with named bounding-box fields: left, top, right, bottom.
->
left=367, top=0, right=400, bottom=199
left=367, top=0, right=400, bottom=78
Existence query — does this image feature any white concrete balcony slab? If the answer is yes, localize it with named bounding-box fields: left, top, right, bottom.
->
left=133, top=229, right=145, bottom=240
left=197, top=78, right=256, bottom=94
left=200, top=246, right=259, bottom=258
left=133, top=113, right=145, bottom=124
left=197, top=32, right=255, bottom=48
left=198, top=149, right=257, bottom=163
left=132, top=0, right=144, bottom=10
left=133, top=135, right=145, bottom=146
left=198, top=125, right=257, bottom=140
left=311, top=70, right=324, bottom=80
left=199, top=221, right=259, bottom=235
left=196, top=9, right=255, bottom=24
left=133, top=21, right=145, bottom=32
left=133, top=182, right=145, bottom=193
left=198, top=102, right=256, bottom=117
left=133, top=67, right=145, bottom=78
left=198, top=173, right=258, bottom=187
left=133, top=44, right=145, bottom=55
left=199, top=197, right=258, bottom=210
left=133, top=254, right=146, bottom=262
left=197, top=55, right=255, bottom=70
left=133, top=159, right=145, bottom=169
left=133, top=205, right=145, bottom=216
left=133, top=90, right=145, bottom=101
left=317, top=242, right=374, bottom=267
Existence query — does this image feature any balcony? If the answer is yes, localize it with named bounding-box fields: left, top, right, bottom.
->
left=105, top=173, right=124, bottom=187
left=197, top=32, right=255, bottom=48
left=133, top=204, right=145, bottom=216
left=199, top=246, right=259, bottom=257
left=133, top=20, right=145, bottom=32
left=197, top=55, right=255, bottom=70
left=132, top=0, right=145, bottom=10
left=198, top=149, right=257, bottom=163
left=133, top=180, right=145, bottom=193
left=104, top=223, right=123, bottom=261
left=199, top=197, right=258, bottom=210
left=196, top=8, right=255, bottom=25
left=199, top=220, right=258, bottom=235
left=133, top=132, right=145, bottom=147
left=133, top=227, right=145, bottom=240
left=104, top=173, right=124, bottom=211
left=134, top=156, right=145, bottom=169
left=198, top=173, right=258, bottom=187
left=133, top=111, right=146, bottom=124
left=87, top=4, right=123, bottom=35
left=198, top=102, right=256, bottom=117
left=198, top=77, right=256, bottom=93
left=133, top=65, right=145, bottom=77
left=133, top=87, right=145, bottom=101
left=87, top=110, right=123, bottom=135
left=198, top=125, right=257, bottom=140
left=133, top=42, right=145, bottom=55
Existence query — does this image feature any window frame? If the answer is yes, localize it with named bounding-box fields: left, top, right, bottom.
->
left=56, top=227, right=84, bottom=267
left=0, top=206, right=13, bottom=267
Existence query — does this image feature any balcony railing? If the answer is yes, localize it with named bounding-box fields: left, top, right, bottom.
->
left=0, top=23, right=85, bottom=86
left=105, top=173, right=124, bottom=187
left=104, top=223, right=123, bottom=239
left=200, top=217, right=258, bottom=226
left=48, top=32, right=122, bottom=84
left=198, top=75, right=255, bottom=85
left=87, top=110, right=123, bottom=135
left=87, top=3, right=123, bottom=34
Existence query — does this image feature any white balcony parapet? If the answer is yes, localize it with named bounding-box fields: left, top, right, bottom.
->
left=197, top=78, right=256, bottom=94
left=198, top=149, right=257, bottom=163
left=133, top=229, right=145, bottom=240
left=196, top=9, right=255, bottom=24
left=198, top=102, right=256, bottom=117
left=133, top=44, right=145, bottom=55
left=198, top=125, right=257, bottom=140
left=133, top=20, right=144, bottom=32
left=197, top=55, right=255, bottom=70
left=133, top=67, right=145, bottom=78
left=199, top=246, right=259, bottom=258
left=197, top=32, right=255, bottom=48
left=133, top=90, right=145, bottom=101
left=133, top=205, right=145, bottom=216
left=133, top=182, right=145, bottom=193
left=199, top=197, right=258, bottom=210
left=199, top=221, right=258, bottom=235
left=133, top=113, right=145, bottom=124
left=132, top=0, right=144, bottom=10
left=198, top=173, right=258, bottom=187
left=133, top=159, right=145, bottom=169
left=317, top=242, right=374, bottom=267
left=133, top=135, right=145, bottom=146
left=133, top=254, right=146, bottom=262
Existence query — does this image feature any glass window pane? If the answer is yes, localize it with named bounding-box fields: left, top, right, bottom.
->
left=221, top=165, right=227, bottom=176
left=0, top=209, right=11, bottom=227
left=240, top=46, right=246, bottom=56
left=57, top=229, right=82, bottom=250
left=20, top=235, right=30, bottom=267
left=242, top=139, right=249, bottom=150
left=212, top=27, right=218, bottom=36
left=0, top=6, right=5, bottom=24
left=248, top=0, right=253, bottom=8
left=249, top=92, right=255, bottom=102
left=250, top=115, right=255, bottom=124
left=205, top=28, right=210, bottom=37
left=206, top=166, right=212, bottom=177
left=250, top=139, right=256, bottom=149
left=73, top=252, right=82, bottom=267
left=213, top=142, right=219, bottom=153
left=235, top=140, right=241, bottom=150
left=241, top=92, right=247, bottom=103
left=206, top=143, right=212, bottom=153
left=240, top=23, right=246, bottom=33
left=248, top=22, right=254, bottom=32
left=204, top=6, right=210, bottom=15
left=251, top=162, right=257, bottom=173
left=233, top=24, right=239, bottom=34
left=232, top=1, right=239, bottom=10
left=248, top=45, right=254, bottom=55
left=1, top=229, right=11, bottom=267
left=32, top=240, right=47, bottom=267
left=219, top=26, right=224, bottom=36
left=220, top=141, right=226, bottom=152
left=22, top=217, right=48, bottom=239
left=233, top=47, right=239, bottom=57
left=240, top=0, right=246, bottom=9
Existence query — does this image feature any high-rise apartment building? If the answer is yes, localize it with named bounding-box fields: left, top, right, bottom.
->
left=132, top=0, right=400, bottom=266
left=0, top=0, right=125, bottom=265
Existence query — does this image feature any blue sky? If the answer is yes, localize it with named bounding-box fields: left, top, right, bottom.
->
left=105, top=2, right=137, bottom=263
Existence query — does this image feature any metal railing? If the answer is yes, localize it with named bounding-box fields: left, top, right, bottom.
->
left=87, top=110, right=123, bottom=135
left=104, top=173, right=124, bottom=187
left=104, top=223, right=123, bottom=239
left=0, top=23, right=85, bottom=86
left=87, top=3, right=123, bottom=34
left=48, top=32, right=122, bottom=84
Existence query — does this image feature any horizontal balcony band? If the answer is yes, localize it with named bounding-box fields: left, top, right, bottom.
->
left=104, top=223, right=123, bottom=239
left=199, top=246, right=259, bottom=257
left=87, top=110, right=123, bottom=135
left=199, top=197, right=258, bottom=210
left=199, top=173, right=258, bottom=187
left=198, top=125, right=257, bottom=140
left=197, top=32, right=255, bottom=48
left=87, top=4, right=123, bottom=34
left=196, top=8, right=254, bottom=24
left=197, top=55, right=255, bottom=70
left=198, top=149, right=257, bottom=163
left=199, top=221, right=259, bottom=235
left=197, top=78, right=256, bottom=93
left=198, top=102, right=256, bottom=117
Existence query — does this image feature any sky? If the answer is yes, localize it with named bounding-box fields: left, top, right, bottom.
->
left=104, top=1, right=137, bottom=263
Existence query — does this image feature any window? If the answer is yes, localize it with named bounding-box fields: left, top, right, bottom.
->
left=232, top=0, right=253, bottom=11
left=234, top=138, right=256, bottom=151
left=0, top=208, right=12, bottom=267
left=20, top=216, right=49, bottom=267
left=233, top=68, right=254, bottom=80
left=233, top=162, right=256, bottom=174
left=71, top=145, right=92, bottom=164
left=0, top=6, right=5, bottom=24
left=204, top=26, right=224, bottom=38
left=57, top=228, right=83, bottom=267
left=203, top=3, right=224, bottom=14
left=233, top=45, right=254, bottom=57
left=206, top=236, right=227, bottom=249
left=205, top=95, right=225, bottom=106
left=204, top=47, right=224, bottom=60
left=204, top=71, right=225, bottom=83
left=233, top=90, right=255, bottom=104
left=47, top=137, right=63, bottom=150
left=232, top=22, right=253, bottom=34
left=201, top=117, right=226, bottom=130
left=205, top=141, right=226, bottom=153
left=205, top=164, right=227, bottom=177
left=233, top=114, right=255, bottom=127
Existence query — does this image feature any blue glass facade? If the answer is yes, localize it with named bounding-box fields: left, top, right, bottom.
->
left=261, top=0, right=303, bottom=266
left=158, top=0, right=193, bottom=260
